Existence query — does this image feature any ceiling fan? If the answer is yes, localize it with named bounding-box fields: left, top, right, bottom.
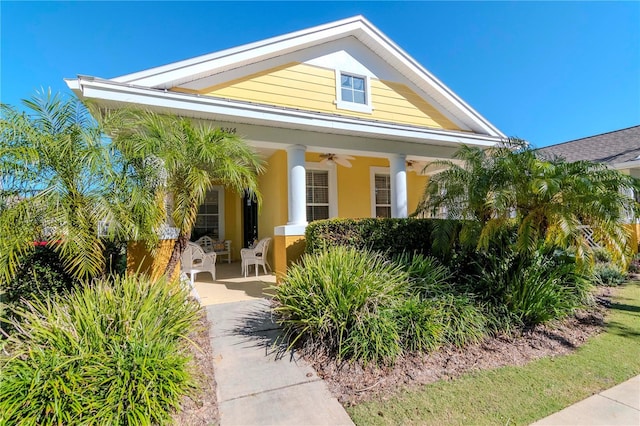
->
left=319, top=153, right=355, bottom=168
left=406, top=159, right=429, bottom=174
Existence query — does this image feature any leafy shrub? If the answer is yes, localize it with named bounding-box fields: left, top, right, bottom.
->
left=628, top=254, right=640, bottom=274
left=274, top=246, right=408, bottom=364
left=1, top=246, right=75, bottom=336
left=103, top=239, right=128, bottom=276
left=275, top=247, right=494, bottom=363
left=471, top=249, right=591, bottom=325
left=395, top=253, right=453, bottom=298
left=432, top=294, right=488, bottom=347
left=344, top=309, right=402, bottom=363
left=0, top=274, right=200, bottom=425
left=305, top=218, right=454, bottom=257
left=394, top=297, right=443, bottom=352
left=593, top=265, right=626, bottom=286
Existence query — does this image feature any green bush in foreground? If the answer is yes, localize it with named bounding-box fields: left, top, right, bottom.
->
left=0, top=274, right=200, bottom=425
left=274, top=247, right=494, bottom=364
left=1, top=246, right=76, bottom=336
left=593, top=265, right=626, bottom=286
left=274, top=246, right=408, bottom=363
left=470, top=249, right=591, bottom=325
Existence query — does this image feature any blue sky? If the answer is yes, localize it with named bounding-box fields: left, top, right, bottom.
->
left=2, top=1, right=639, bottom=147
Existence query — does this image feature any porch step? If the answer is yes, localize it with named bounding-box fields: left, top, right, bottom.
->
left=206, top=299, right=354, bottom=426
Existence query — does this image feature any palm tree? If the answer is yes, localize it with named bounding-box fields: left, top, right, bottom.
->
left=416, top=138, right=640, bottom=266
left=100, top=109, right=265, bottom=276
left=0, top=90, right=116, bottom=282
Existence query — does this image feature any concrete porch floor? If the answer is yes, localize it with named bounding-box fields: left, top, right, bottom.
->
left=193, top=261, right=277, bottom=306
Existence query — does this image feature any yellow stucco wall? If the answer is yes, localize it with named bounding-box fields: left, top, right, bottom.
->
left=173, top=62, right=459, bottom=130
left=127, top=240, right=177, bottom=281
left=274, top=235, right=307, bottom=282
left=257, top=150, right=289, bottom=267
left=223, top=188, right=242, bottom=261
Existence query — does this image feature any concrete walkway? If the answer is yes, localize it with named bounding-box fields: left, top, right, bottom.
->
left=533, top=375, right=640, bottom=425
left=206, top=299, right=354, bottom=426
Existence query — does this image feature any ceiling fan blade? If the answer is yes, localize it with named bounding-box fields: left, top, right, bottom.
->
left=334, top=157, right=353, bottom=168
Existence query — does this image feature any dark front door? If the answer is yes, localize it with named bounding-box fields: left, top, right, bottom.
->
left=242, top=191, right=258, bottom=248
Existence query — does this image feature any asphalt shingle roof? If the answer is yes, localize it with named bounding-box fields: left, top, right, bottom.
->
left=540, top=125, right=640, bottom=165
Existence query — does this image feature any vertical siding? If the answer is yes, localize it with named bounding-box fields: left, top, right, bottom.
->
left=173, top=62, right=460, bottom=130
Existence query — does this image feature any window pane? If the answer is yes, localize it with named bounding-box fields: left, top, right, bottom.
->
left=376, top=206, right=391, bottom=218
left=306, top=187, right=314, bottom=203
left=341, top=88, right=353, bottom=102
left=313, top=187, right=328, bottom=204
left=375, top=174, right=390, bottom=189
left=353, top=91, right=365, bottom=104
left=309, top=205, right=329, bottom=221
left=376, top=189, right=390, bottom=205
left=313, top=171, right=328, bottom=187
left=341, top=75, right=352, bottom=88
left=353, top=77, right=364, bottom=90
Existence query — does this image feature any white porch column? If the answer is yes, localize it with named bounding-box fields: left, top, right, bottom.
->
left=287, top=144, right=308, bottom=226
left=390, top=153, right=408, bottom=218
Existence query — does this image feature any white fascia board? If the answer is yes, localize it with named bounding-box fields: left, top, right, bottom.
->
left=612, top=159, right=640, bottom=170
left=71, top=78, right=501, bottom=148
left=353, top=25, right=506, bottom=139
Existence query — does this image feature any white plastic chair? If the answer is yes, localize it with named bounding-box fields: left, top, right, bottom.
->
left=181, top=241, right=217, bottom=285
left=195, top=236, right=232, bottom=263
left=240, top=237, right=272, bottom=277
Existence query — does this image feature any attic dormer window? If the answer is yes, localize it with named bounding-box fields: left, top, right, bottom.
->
left=335, top=70, right=373, bottom=114
left=341, top=74, right=366, bottom=104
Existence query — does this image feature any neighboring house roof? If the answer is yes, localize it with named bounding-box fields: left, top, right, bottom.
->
left=540, top=125, right=640, bottom=169
left=66, top=16, right=505, bottom=157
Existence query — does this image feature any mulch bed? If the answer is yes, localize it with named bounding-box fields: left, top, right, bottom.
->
left=304, top=287, right=613, bottom=406
left=172, top=310, right=220, bottom=425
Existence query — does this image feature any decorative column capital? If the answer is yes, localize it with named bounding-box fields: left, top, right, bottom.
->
left=287, top=144, right=307, bottom=153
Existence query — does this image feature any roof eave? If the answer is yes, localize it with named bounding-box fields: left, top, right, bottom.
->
left=612, top=159, right=640, bottom=170
left=68, top=77, right=502, bottom=148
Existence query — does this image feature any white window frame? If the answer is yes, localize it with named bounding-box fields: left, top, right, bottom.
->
left=194, top=185, right=225, bottom=240
left=370, top=166, right=391, bottom=218
left=306, top=161, right=338, bottom=220
left=335, top=70, right=373, bottom=114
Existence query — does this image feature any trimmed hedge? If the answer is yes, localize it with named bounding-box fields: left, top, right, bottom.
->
left=305, top=218, right=465, bottom=257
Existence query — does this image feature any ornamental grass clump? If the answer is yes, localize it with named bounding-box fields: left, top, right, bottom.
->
left=274, top=246, right=408, bottom=364
left=0, top=274, right=200, bottom=425
left=472, top=249, right=591, bottom=326
left=274, top=247, right=495, bottom=364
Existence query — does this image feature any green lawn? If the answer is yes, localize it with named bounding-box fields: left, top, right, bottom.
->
left=348, top=281, right=640, bottom=425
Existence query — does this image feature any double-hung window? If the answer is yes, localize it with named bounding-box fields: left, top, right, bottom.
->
left=306, top=170, right=330, bottom=222
left=370, top=167, right=391, bottom=218
left=194, top=186, right=225, bottom=239
left=305, top=163, right=338, bottom=222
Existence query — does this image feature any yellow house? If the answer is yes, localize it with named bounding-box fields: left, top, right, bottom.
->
left=66, top=16, right=505, bottom=275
